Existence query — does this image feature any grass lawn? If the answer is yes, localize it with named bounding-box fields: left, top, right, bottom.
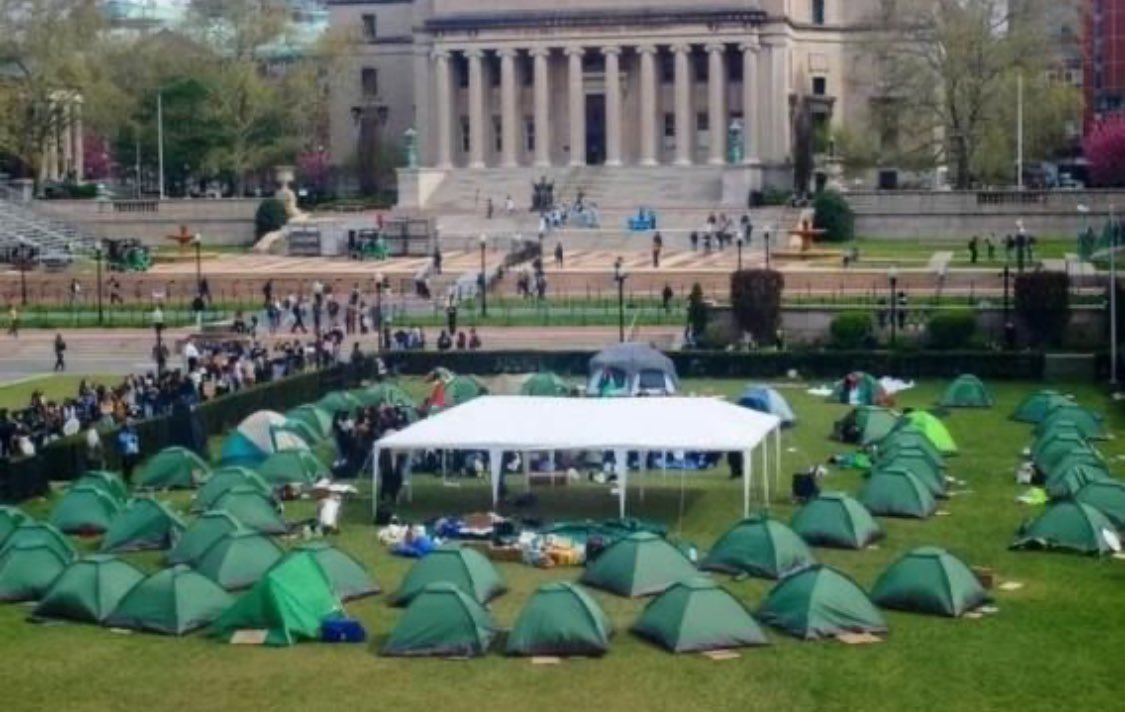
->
left=2, top=379, right=1124, bottom=712
left=0, top=374, right=119, bottom=411
left=849, top=237, right=1076, bottom=266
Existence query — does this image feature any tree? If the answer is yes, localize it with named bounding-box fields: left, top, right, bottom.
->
left=862, top=0, right=1075, bottom=188
left=686, top=283, right=709, bottom=342
left=730, top=270, right=784, bottom=345
left=1015, top=270, right=1070, bottom=347
left=1084, top=117, right=1125, bottom=187
left=812, top=190, right=854, bottom=242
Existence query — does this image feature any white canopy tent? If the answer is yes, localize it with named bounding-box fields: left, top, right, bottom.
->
left=373, top=396, right=783, bottom=518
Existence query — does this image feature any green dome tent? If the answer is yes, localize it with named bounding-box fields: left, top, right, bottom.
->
left=390, top=545, right=506, bottom=606
left=581, top=532, right=700, bottom=597
left=195, top=530, right=284, bottom=591
left=258, top=450, right=328, bottom=486
left=871, top=547, right=990, bottom=617
left=828, top=372, right=884, bottom=406
left=136, top=447, right=211, bottom=490
left=73, top=471, right=129, bottom=503
left=316, top=390, right=363, bottom=416
left=352, top=383, right=418, bottom=410
left=1075, top=480, right=1125, bottom=530
left=874, top=449, right=945, bottom=497
left=876, top=426, right=945, bottom=465
left=1045, top=449, right=1107, bottom=483
left=49, top=484, right=122, bottom=535
left=192, top=467, right=270, bottom=512
left=212, top=487, right=287, bottom=535
left=1011, top=390, right=1072, bottom=423
left=1044, top=463, right=1111, bottom=500
left=893, top=411, right=957, bottom=455
left=291, top=541, right=379, bottom=601
left=506, top=582, right=612, bottom=657
left=1036, top=406, right=1107, bottom=441
left=211, top=551, right=343, bottom=646
left=100, top=498, right=185, bottom=553
left=875, top=442, right=944, bottom=474
left=104, top=565, right=233, bottom=635
left=700, top=516, right=815, bottom=580
left=791, top=492, right=884, bottom=550
left=858, top=468, right=937, bottom=519
left=1032, top=430, right=1091, bottom=472
left=520, top=372, right=574, bottom=397
left=33, top=555, right=144, bottom=624
left=833, top=406, right=898, bottom=445
left=1011, top=501, right=1119, bottom=555
left=631, top=577, right=769, bottom=653
left=220, top=410, right=310, bottom=467
left=166, top=511, right=244, bottom=566
left=383, top=582, right=498, bottom=658
left=939, top=375, right=993, bottom=408
left=275, top=418, right=322, bottom=446
left=0, top=505, right=29, bottom=545
left=757, top=565, right=887, bottom=640
left=0, top=541, right=73, bottom=602
left=0, top=522, right=75, bottom=560
left=284, top=405, right=334, bottom=440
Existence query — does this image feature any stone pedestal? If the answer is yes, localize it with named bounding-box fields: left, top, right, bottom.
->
left=396, top=167, right=450, bottom=210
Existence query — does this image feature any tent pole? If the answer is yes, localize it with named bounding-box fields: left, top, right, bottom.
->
left=616, top=448, right=627, bottom=519
left=405, top=451, right=414, bottom=503
left=761, top=442, right=769, bottom=509
left=441, top=449, right=447, bottom=486
left=640, top=450, right=647, bottom=503
left=523, top=451, right=531, bottom=493
left=489, top=449, right=502, bottom=509
left=371, top=445, right=380, bottom=518
left=744, top=448, right=752, bottom=517
left=775, top=427, right=781, bottom=495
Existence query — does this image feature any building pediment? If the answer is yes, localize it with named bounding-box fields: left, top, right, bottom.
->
left=424, top=6, right=767, bottom=34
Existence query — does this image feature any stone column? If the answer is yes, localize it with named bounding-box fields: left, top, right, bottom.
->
left=672, top=43, right=692, bottom=166
left=434, top=50, right=453, bottom=169
left=531, top=47, right=551, bottom=168
left=740, top=39, right=760, bottom=164
left=72, top=98, right=84, bottom=182
left=61, top=102, right=74, bottom=179
left=637, top=45, right=658, bottom=166
left=603, top=46, right=622, bottom=167
left=566, top=47, right=586, bottom=167
left=45, top=126, right=59, bottom=181
left=706, top=44, right=726, bottom=165
left=466, top=49, right=486, bottom=168
left=764, top=39, right=791, bottom=164
left=499, top=48, right=518, bottom=168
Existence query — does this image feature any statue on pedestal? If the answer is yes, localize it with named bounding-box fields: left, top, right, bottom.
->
left=728, top=119, right=744, bottom=164
left=274, top=165, right=304, bottom=221
left=531, top=176, right=554, bottom=212
left=404, top=128, right=418, bottom=169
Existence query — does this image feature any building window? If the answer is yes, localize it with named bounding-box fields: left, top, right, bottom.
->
left=697, top=112, right=709, bottom=132
left=521, top=56, right=534, bottom=87
left=361, top=14, right=377, bottom=41
left=361, top=67, right=378, bottom=98
left=663, top=113, right=675, bottom=138
left=694, top=53, right=708, bottom=83
left=728, top=52, right=743, bottom=82
left=812, top=76, right=827, bottom=96
left=660, top=53, right=674, bottom=84
left=813, top=0, right=826, bottom=25
left=457, top=57, right=469, bottom=89
left=525, top=116, right=535, bottom=151
left=490, top=57, right=501, bottom=88
left=460, top=116, right=470, bottom=153
left=493, top=116, right=502, bottom=152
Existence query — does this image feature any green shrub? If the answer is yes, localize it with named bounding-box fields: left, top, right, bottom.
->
left=1015, top=271, right=1070, bottom=347
left=255, top=198, right=289, bottom=238
left=830, top=311, right=873, bottom=349
left=686, top=283, right=710, bottom=342
left=760, top=186, right=793, bottom=206
left=812, top=189, right=855, bottom=242
left=926, top=310, right=978, bottom=350
left=731, top=269, right=784, bottom=344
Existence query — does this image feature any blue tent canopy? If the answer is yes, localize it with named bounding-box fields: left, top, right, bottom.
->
left=737, top=386, right=796, bottom=427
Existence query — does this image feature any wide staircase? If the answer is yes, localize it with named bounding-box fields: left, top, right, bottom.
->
left=0, top=186, right=100, bottom=260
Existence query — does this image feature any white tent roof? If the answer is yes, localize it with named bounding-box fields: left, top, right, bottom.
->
left=373, top=396, right=782, bottom=517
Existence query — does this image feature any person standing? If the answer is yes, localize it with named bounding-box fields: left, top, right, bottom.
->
left=505, top=194, right=515, bottom=215
left=486, top=197, right=494, bottom=219
left=7, top=305, right=18, bottom=338
left=291, top=298, right=307, bottom=334
left=53, top=333, right=66, bottom=372
left=968, top=235, right=979, bottom=264
left=433, top=244, right=443, bottom=275
left=446, top=299, right=458, bottom=335
left=662, top=284, right=674, bottom=313
left=652, top=232, right=663, bottom=268
left=116, top=418, right=141, bottom=484
left=554, top=242, right=564, bottom=268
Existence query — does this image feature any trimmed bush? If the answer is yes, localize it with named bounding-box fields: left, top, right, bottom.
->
left=1015, top=271, right=1070, bottom=347
left=731, top=270, right=784, bottom=345
left=686, top=283, right=709, bottom=342
left=926, top=310, right=977, bottom=350
left=830, top=312, right=873, bottom=349
left=255, top=198, right=289, bottom=238
left=813, top=190, right=855, bottom=243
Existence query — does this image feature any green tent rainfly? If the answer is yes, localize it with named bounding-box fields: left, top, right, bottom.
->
left=165, top=511, right=244, bottom=566
left=284, top=405, right=334, bottom=441
left=391, top=545, right=506, bottom=606
left=858, top=468, right=938, bottom=519
left=632, top=577, right=769, bottom=653
left=383, top=582, right=498, bottom=658
left=791, top=492, right=884, bottom=550
left=871, top=547, right=990, bottom=617
left=1011, top=501, right=1119, bottom=555
left=700, top=516, right=815, bottom=579
left=581, top=532, right=700, bottom=597
left=0, top=522, right=75, bottom=560
left=757, top=565, right=888, bottom=640
left=258, top=450, right=328, bottom=486
left=833, top=406, right=898, bottom=445
left=105, top=565, right=233, bottom=635
left=33, top=555, right=145, bottom=624
left=0, top=505, right=30, bottom=545
left=49, top=484, right=122, bottom=535
left=1036, top=406, right=1106, bottom=441
left=506, top=582, right=612, bottom=657
left=194, top=530, right=284, bottom=590
left=939, top=375, right=993, bottom=408
left=1044, top=463, right=1111, bottom=500
left=1075, top=480, right=1125, bottom=530
left=100, top=498, right=186, bottom=553
left=211, top=551, right=343, bottom=646
left=352, top=383, right=418, bottom=410
left=520, top=372, right=574, bottom=397
left=135, top=447, right=211, bottom=490
left=0, top=541, right=73, bottom=603
left=192, top=467, right=271, bottom=513
left=1011, top=390, right=1073, bottom=423
left=875, top=451, right=945, bottom=497
left=211, top=487, right=287, bottom=535
left=73, top=471, right=129, bottom=503
left=892, top=411, right=957, bottom=455
left=291, top=541, right=380, bottom=601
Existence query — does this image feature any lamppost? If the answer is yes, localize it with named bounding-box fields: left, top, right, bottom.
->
left=94, top=241, right=104, bottom=326
left=1002, top=263, right=1013, bottom=350
left=479, top=234, right=488, bottom=317
left=152, top=304, right=165, bottom=377
left=613, top=257, right=628, bottom=343
left=736, top=235, right=744, bottom=272
left=1015, top=220, right=1027, bottom=273
left=375, top=271, right=385, bottom=352
left=14, top=244, right=32, bottom=306
left=888, top=265, right=899, bottom=347
left=192, top=233, right=203, bottom=295
left=764, top=227, right=772, bottom=270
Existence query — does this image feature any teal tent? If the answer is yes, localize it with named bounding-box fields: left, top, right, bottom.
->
left=73, top=471, right=129, bottom=503
left=0, top=541, right=73, bottom=602
left=135, top=447, right=210, bottom=490
left=49, top=484, right=122, bottom=535
left=757, top=565, right=887, bottom=640
left=258, top=450, right=328, bottom=486
left=1036, top=405, right=1106, bottom=441
left=391, top=545, right=506, bottom=606
left=383, top=582, right=498, bottom=657
left=791, top=493, right=884, bottom=550
left=220, top=410, right=310, bottom=466
left=0, top=505, right=29, bottom=545
left=631, top=577, right=769, bottom=653
left=104, top=565, right=234, bottom=635
left=1011, top=390, right=1072, bottom=423
left=291, top=541, right=380, bottom=601
left=700, top=516, right=815, bottom=579
left=506, top=582, right=612, bottom=657
left=100, top=498, right=185, bottom=553
left=871, top=547, right=990, bottom=618
left=581, top=532, right=700, bottom=597
left=33, top=555, right=145, bottom=624
left=1075, top=480, right=1125, bottom=530
left=194, top=530, right=284, bottom=591
left=858, top=468, right=937, bottom=519
left=212, top=487, right=287, bottom=535
left=192, top=467, right=271, bottom=513
left=284, top=405, right=334, bottom=440
left=0, top=522, right=75, bottom=560
left=1011, top=501, right=1119, bottom=555
left=166, top=511, right=244, bottom=566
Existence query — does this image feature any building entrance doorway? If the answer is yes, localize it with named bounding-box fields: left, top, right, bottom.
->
left=585, top=94, right=606, bottom=165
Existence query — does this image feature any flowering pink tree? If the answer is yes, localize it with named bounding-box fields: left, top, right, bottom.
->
left=82, top=131, right=112, bottom=181
left=297, top=149, right=331, bottom=193
left=1084, top=117, right=1125, bottom=187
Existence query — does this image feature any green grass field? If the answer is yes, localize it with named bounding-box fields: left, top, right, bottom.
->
left=0, top=375, right=119, bottom=411
left=2, top=379, right=1123, bottom=712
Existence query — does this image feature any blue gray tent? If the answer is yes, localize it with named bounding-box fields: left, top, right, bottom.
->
left=588, top=343, right=679, bottom=397
left=737, top=385, right=796, bottom=427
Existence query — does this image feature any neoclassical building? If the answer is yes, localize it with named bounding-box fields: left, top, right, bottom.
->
left=328, top=0, right=880, bottom=203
